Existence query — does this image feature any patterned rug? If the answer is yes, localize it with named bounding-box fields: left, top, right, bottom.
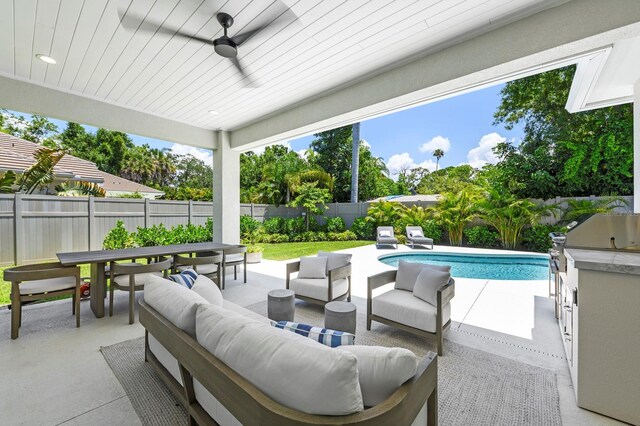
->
left=101, top=299, right=562, bottom=426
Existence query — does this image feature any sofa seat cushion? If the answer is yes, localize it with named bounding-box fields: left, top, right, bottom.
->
left=19, top=276, right=77, bottom=295
left=372, top=289, right=450, bottom=333
left=196, top=304, right=364, bottom=415
left=144, top=275, right=208, bottom=336
left=289, top=277, right=348, bottom=301
left=178, top=263, right=218, bottom=275
left=113, top=272, right=162, bottom=287
left=339, top=345, right=417, bottom=407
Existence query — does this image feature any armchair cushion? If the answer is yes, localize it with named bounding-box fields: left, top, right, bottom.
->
left=317, top=251, right=352, bottom=272
left=178, top=263, right=218, bottom=275
left=339, top=345, right=417, bottom=407
left=113, top=271, right=162, bottom=287
left=372, top=289, right=451, bottom=333
left=298, top=256, right=328, bottom=279
left=18, top=276, right=77, bottom=295
left=289, top=278, right=348, bottom=302
left=394, top=260, right=423, bottom=291
left=191, top=275, right=223, bottom=307
left=413, top=268, right=451, bottom=306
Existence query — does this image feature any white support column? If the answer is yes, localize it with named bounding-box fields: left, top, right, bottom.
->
left=213, top=131, right=240, bottom=244
left=635, top=80, right=640, bottom=213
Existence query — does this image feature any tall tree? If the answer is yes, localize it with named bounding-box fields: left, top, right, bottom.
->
left=433, top=149, right=444, bottom=171
left=309, top=126, right=353, bottom=202
left=493, top=65, right=633, bottom=198
left=350, top=123, right=360, bottom=202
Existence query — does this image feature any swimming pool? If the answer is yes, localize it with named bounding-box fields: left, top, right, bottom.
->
left=378, top=252, right=549, bottom=280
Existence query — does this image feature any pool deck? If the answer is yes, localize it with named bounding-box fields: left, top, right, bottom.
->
left=0, top=243, right=622, bottom=425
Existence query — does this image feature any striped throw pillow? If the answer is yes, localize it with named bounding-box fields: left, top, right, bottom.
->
left=169, top=269, right=198, bottom=289
left=273, top=321, right=355, bottom=348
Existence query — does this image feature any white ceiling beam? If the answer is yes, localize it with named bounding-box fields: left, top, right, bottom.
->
left=230, top=0, right=640, bottom=150
left=0, top=73, right=217, bottom=149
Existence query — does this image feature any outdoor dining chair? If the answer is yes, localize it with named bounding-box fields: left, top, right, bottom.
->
left=109, top=257, right=172, bottom=324
left=173, top=252, right=223, bottom=288
left=3, top=262, right=82, bottom=339
left=222, top=246, right=247, bottom=289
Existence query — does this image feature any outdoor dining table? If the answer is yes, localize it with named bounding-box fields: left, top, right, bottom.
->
left=57, top=242, right=240, bottom=318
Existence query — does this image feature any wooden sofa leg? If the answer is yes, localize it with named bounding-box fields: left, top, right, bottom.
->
left=427, top=388, right=438, bottom=426
left=437, top=332, right=444, bottom=356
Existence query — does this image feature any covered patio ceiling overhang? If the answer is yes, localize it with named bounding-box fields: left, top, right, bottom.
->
left=1, top=0, right=640, bottom=243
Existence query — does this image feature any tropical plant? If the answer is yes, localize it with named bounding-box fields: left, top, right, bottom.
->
left=464, top=226, right=500, bottom=247
left=430, top=190, right=479, bottom=246
left=325, top=217, right=346, bottom=233
left=55, top=181, right=107, bottom=197
left=288, top=182, right=332, bottom=231
left=522, top=224, right=565, bottom=252
left=365, top=200, right=405, bottom=227
left=350, top=216, right=375, bottom=240
left=240, top=215, right=262, bottom=239
left=0, top=170, right=17, bottom=193
left=477, top=189, right=558, bottom=249
left=16, top=147, right=65, bottom=194
left=560, top=197, right=626, bottom=223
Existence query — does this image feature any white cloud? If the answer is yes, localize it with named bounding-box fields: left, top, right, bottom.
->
left=170, top=143, right=213, bottom=166
left=466, top=132, right=505, bottom=169
left=386, top=153, right=437, bottom=180
left=297, top=148, right=309, bottom=159
left=419, top=135, right=450, bottom=153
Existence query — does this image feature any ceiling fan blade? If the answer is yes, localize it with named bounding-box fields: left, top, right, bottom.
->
left=118, top=8, right=214, bottom=45
left=229, top=56, right=258, bottom=87
left=230, top=5, right=298, bottom=46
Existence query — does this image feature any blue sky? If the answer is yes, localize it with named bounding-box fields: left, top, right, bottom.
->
left=7, top=83, right=523, bottom=174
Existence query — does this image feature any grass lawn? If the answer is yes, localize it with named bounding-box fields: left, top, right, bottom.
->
left=262, top=240, right=373, bottom=261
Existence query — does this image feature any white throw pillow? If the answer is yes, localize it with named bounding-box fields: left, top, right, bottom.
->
left=413, top=267, right=451, bottom=306
left=379, top=230, right=391, bottom=237
left=409, top=230, right=423, bottom=238
left=394, top=260, right=423, bottom=291
left=298, top=256, right=328, bottom=279
left=144, top=275, right=208, bottom=337
left=339, top=345, right=418, bottom=407
left=317, top=251, right=352, bottom=272
left=191, top=275, right=223, bottom=307
left=196, top=304, right=364, bottom=415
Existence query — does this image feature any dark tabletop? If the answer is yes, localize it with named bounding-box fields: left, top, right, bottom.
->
left=57, top=242, right=241, bottom=265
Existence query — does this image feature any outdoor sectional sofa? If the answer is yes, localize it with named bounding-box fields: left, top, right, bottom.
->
left=139, top=275, right=438, bottom=425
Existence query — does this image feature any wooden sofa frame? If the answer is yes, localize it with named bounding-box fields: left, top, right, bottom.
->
left=367, top=270, right=455, bottom=356
left=139, top=300, right=438, bottom=426
left=285, top=260, right=352, bottom=306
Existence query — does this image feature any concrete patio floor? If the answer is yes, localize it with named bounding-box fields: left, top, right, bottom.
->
left=0, top=244, right=624, bottom=425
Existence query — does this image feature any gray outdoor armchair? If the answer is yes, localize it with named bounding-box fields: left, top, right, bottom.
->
left=406, top=226, right=434, bottom=249
left=376, top=226, right=398, bottom=249
left=286, top=253, right=352, bottom=306
left=367, top=270, right=455, bottom=355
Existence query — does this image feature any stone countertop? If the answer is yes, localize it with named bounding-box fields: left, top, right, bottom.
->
left=565, top=248, right=640, bottom=276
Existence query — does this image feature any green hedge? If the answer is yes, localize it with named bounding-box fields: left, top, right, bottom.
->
left=103, top=218, right=213, bottom=250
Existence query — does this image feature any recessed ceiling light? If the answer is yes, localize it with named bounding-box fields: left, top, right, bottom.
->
left=36, top=54, right=56, bottom=64
left=208, top=110, right=219, bottom=115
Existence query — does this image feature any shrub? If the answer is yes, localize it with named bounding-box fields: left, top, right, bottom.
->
left=328, top=231, right=357, bottom=241
left=350, top=216, right=375, bottom=240
left=464, top=226, right=500, bottom=247
left=262, top=217, right=285, bottom=235
left=135, top=224, right=170, bottom=247
left=240, top=215, right=261, bottom=239
left=522, top=224, right=563, bottom=252
left=421, top=219, right=443, bottom=244
left=283, top=217, right=306, bottom=236
left=325, top=217, right=346, bottom=233
left=396, top=234, right=407, bottom=245
left=103, top=220, right=137, bottom=250
left=271, top=234, right=290, bottom=243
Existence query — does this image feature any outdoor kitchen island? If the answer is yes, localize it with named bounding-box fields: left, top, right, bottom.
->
left=561, top=247, right=640, bottom=425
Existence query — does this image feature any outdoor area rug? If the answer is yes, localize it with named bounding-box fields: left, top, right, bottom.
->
left=101, top=299, right=561, bottom=426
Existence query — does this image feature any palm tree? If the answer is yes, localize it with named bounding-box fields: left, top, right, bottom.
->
left=433, top=149, right=445, bottom=171
left=561, top=197, right=626, bottom=223
left=365, top=200, right=405, bottom=227
left=0, top=170, right=17, bottom=193
left=55, top=181, right=106, bottom=197
left=430, top=190, right=478, bottom=246
left=17, top=147, right=65, bottom=194
left=477, top=189, right=558, bottom=249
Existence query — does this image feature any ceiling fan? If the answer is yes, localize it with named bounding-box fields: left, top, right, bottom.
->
left=119, top=5, right=296, bottom=86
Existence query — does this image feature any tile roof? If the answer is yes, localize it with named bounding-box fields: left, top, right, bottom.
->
left=0, top=132, right=103, bottom=181
left=98, top=171, right=164, bottom=194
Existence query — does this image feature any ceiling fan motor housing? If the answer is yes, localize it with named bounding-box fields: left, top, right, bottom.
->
left=214, top=37, right=237, bottom=58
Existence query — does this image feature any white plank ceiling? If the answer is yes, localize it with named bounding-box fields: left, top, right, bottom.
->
left=0, top=0, right=564, bottom=132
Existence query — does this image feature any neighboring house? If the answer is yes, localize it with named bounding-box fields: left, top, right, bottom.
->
left=0, top=133, right=163, bottom=199
left=98, top=171, right=164, bottom=199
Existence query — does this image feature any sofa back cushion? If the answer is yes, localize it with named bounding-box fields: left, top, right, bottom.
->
left=144, top=275, right=207, bottom=337
left=339, top=345, right=418, bottom=407
left=191, top=275, right=223, bottom=307
left=196, top=304, right=364, bottom=415
left=317, top=251, right=352, bottom=272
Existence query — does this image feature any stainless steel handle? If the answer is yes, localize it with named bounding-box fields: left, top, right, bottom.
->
left=563, top=305, right=572, bottom=310
left=563, top=332, right=572, bottom=342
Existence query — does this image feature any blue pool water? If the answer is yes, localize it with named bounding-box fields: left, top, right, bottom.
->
left=379, top=253, right=549, bottom=280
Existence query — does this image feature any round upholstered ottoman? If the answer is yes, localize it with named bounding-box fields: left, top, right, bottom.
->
left=324, top=301, right=357, bottom=334
left=267, top=289, right=295, bottom=322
